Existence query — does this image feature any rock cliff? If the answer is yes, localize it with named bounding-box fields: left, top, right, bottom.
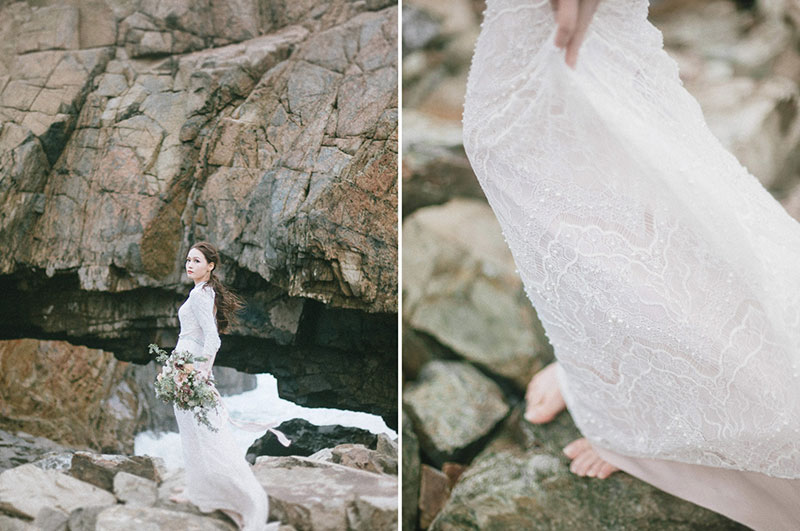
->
left=0, top=0, right=398, bottom=426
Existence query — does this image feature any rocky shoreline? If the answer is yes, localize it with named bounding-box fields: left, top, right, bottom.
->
left=0, top=335, right=398, bottom=529
left=0, top=426, right=398, bottom=530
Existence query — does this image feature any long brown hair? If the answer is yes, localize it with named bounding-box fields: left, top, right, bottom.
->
left=189, top=241, right=245, bottom=332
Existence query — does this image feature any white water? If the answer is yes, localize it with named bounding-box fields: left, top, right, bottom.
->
left=134, top=373, right=396, bottom=470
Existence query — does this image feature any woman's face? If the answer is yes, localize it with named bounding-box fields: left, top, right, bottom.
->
left=186, top=248, right=214, bottom=283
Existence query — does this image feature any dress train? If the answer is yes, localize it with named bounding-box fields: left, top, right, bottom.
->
left=174, top=401, right=282, bottom=531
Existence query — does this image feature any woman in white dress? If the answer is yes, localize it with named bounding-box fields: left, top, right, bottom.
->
left=167, top=241, right=285, bottom=531
left=462, top=0, right=800, bottom=528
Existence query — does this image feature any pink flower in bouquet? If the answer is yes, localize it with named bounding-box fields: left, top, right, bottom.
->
left=174, top=370, right=188, bottom=385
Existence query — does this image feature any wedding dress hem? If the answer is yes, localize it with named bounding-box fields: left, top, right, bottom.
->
left=593, top=446, right=800, bottom=531
left=557, top=362, right=800, bottom=530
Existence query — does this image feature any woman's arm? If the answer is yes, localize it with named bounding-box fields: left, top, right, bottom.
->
left=190, top=286, right=221, bottom=375
left=550, top=0, right=602, bottom=68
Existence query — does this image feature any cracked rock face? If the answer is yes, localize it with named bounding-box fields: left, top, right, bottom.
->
left=0, top=0, right=397, bottom=426
left=0, top=339, right=144, bottom=455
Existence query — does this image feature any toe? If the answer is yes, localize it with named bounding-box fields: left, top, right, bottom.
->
left=586, top=458, right=604, bottom=477
left=569, top=451, right=595, bottom=475
left=524, top=363, right=565, bottom=424
left=597, top=462, right=618, bottom=479
left=525, top=404, right=553, bottom=423
left=563, top=438, right=589, bottom=458
left=563, top=443, right=578, bottom=458
left=524, top=392, right=554, bottom=424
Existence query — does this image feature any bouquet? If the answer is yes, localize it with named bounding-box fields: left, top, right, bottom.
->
left=149, top=343, right=221, bottom=432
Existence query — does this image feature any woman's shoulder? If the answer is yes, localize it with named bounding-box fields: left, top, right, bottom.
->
left=189, top=281, right=215, bottom=300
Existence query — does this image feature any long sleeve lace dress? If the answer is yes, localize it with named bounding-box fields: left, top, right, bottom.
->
left=462, top=0, right=800, bottom=528
left=173, top=281, right=285, bottom=531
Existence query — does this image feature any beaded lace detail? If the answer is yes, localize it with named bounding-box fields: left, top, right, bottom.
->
left=463, top=0, right=800, bottom=478
left=177, top=281, right=220, bottom=376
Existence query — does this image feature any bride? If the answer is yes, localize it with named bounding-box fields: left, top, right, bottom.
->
left=167, top=241, right=286, bottom=531
left=462, top=0, right=800, bottom=528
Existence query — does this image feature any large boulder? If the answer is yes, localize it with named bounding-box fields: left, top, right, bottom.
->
left=403, top=360, right=509, bottom=467
left=401, top=110, right=485, bottom=217
left=430, top=408, right=746, bottom=530
left=254, top=455, right=397, bottom=531
left=403, top=199, right=553, bottom=390
left=69, top=451, right=165, bottom=492
left=94, top=505, right=235, bottom=530
left=0, top=339, right=144, bottom=454
left=328, top=443, right=397, bottom=475
left=0, top=428, right=72, bottom=474
left=246, top=418, right=379, bottom=460
left=113, top=471, right=158, bottom=507
left=0, top=463, right=116, bottom=520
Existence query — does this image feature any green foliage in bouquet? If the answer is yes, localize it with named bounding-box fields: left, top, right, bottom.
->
left=149, top=343, right=221, bottom=432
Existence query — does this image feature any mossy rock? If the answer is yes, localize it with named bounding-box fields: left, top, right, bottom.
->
left=430, top=407, right=746, bottom=530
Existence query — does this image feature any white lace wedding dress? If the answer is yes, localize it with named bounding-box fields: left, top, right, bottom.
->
left=463, top=0, right=800, bottom=527
left=173, top=281, right=286, bottom=531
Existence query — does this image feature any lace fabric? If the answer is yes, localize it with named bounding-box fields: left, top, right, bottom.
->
left=463, top=0, right=800, bottom=479
left=174, top=281, right=283, bottom=530
left=178, top=282, right=221, bottom=376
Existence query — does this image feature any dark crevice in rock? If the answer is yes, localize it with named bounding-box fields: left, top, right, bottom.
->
left=36, top=48, right=116, bottom=167
left=37, top=120, right=70, bottom=166
left=733, top=0, right=757, bottom=11
left=0, top=267, right=397, bottom=428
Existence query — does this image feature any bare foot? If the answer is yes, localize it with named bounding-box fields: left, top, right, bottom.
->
left=169, top=486, right=190, bottom=504
left=563, top=438, right=619, bottom=479
left=524, top=362, right=567, bottom=423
